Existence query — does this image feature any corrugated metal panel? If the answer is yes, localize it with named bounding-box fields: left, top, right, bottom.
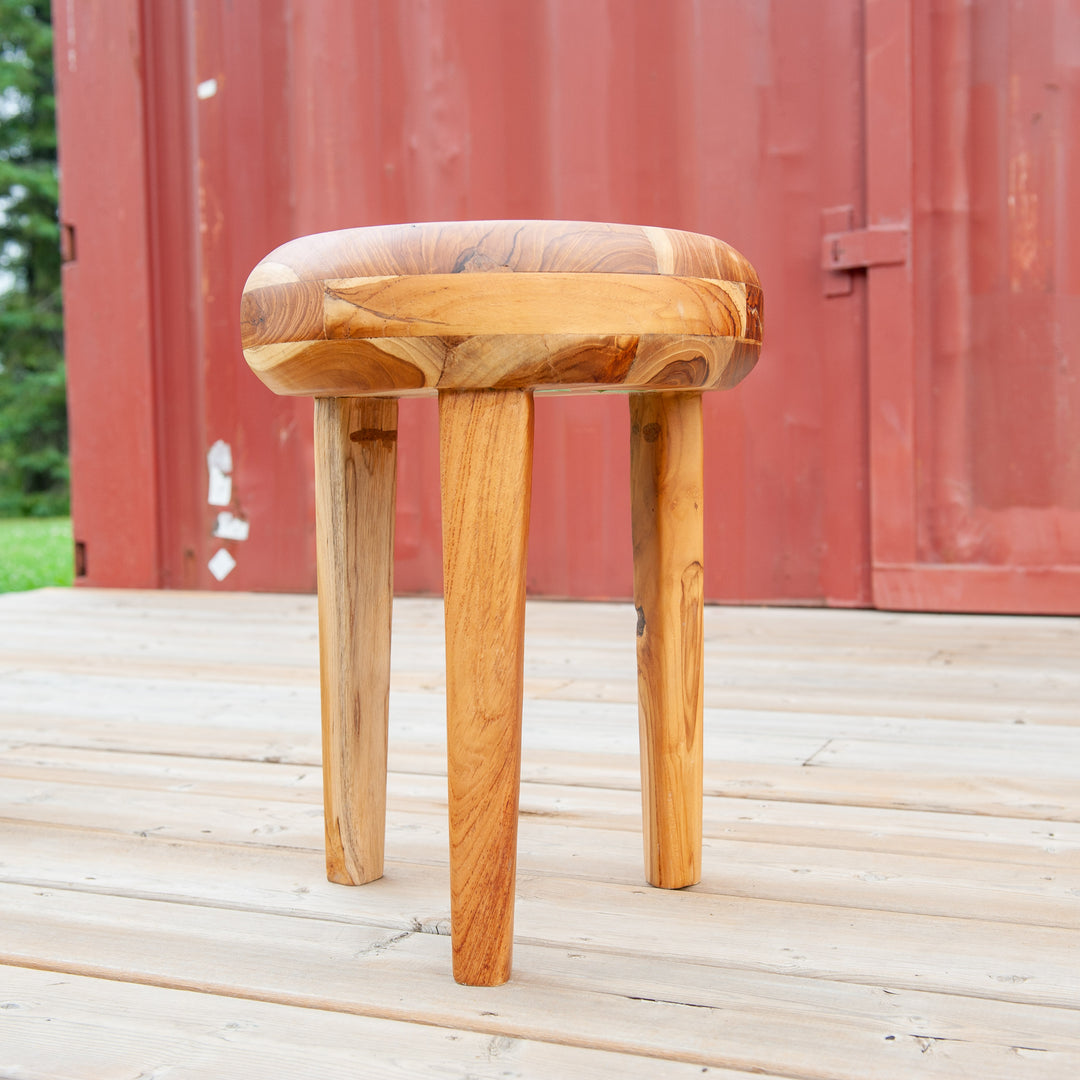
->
left=55, top=0, right=876, bottom=604
left=868, top=0, right=1080, bottom=612
left=55, top=0, right=160, bottom=587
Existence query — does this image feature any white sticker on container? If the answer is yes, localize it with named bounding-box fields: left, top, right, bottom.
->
left=207, top=548, right=237, bottom=581
left=213, top=511, right=250, bottom=542
left=196, top=78, right=218, bottom=100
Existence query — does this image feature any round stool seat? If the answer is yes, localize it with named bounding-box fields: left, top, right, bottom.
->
left=240, top=220, right=762, bottom=397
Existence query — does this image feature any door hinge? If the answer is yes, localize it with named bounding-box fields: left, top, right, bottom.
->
left=821, top=206, right=908, bottom=296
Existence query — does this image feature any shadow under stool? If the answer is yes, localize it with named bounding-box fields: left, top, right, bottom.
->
left=240, top=220, right=763, bottom=985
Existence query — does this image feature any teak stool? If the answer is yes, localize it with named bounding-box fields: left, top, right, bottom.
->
left=240, top=221, right=763, bottom=985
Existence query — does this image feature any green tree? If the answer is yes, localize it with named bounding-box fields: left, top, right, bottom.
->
left=0, top=0, right=65, bottom=516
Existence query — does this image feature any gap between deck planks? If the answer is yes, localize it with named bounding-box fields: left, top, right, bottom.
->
left=4, top=588, right=1079, bottom=724
left=3, top=718, right=1079, bottom=822
left=3, top=819, right=1080, bottom=1007
left=4, top=966, right=765, bottom=1080
left=1, top=587, right=1079, bottom=1079
left=2, top=767, right=1079, bottom=928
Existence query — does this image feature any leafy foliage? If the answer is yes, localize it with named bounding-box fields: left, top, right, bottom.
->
left=0, top=0, right=66, bottom=516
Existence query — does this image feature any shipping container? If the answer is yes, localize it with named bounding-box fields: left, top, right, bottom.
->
left=54, top=0, right=1080, bottom=612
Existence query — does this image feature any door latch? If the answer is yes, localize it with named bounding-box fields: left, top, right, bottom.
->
left=822, top=206, right=908, bottom=296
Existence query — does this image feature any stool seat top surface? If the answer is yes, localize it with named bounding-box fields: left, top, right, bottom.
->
left=241, top=220, right=762, bottom=398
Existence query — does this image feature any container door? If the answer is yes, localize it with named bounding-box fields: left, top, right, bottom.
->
left=865, top=0, right=1080, bottom=613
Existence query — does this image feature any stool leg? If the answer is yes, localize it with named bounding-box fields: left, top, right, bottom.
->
left=439, top=388, right=533, bottom=986
left=314, top=396, right=397, bottom=886
left=629, top=391, right=704, bottom=889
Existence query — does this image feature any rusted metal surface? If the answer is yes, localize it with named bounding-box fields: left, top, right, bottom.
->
left=869, top=0, right=1080, bottom=613
left=53, top=0, right=1079, bottom=611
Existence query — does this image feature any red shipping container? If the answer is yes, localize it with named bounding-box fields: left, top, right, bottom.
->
left=53, top=0, right=1080, bottom=613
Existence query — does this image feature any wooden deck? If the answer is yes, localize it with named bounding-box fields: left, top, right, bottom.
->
left=2, top=587, right=1079, bottom=1078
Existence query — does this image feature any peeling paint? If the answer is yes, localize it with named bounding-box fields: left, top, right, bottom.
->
left=207, top=440, right=233, bottom=507
left=213, top=511, right=250, bottom=542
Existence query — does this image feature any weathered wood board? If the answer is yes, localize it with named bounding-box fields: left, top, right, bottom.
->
left=1, top=588, right=1078, bottom=1078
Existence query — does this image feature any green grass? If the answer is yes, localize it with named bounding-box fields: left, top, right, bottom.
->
left=0, top=516, right=74, bottom=592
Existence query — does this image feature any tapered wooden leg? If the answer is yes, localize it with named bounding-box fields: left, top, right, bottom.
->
left=314, top=396, right=397, bottom=886
left=629, top=391, right=704, bottom=889
left=439, top=388, right=533, bottom=986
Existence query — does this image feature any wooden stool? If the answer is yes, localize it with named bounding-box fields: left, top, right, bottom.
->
left=240, top=220, right=763, bottom=985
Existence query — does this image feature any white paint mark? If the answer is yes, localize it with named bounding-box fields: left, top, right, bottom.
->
left=207, top=440, right=233, bottom=473
left=207, top=549, right=237, bottom=581
left=196, top=78, right=219, bottom=101
left=213, top=511, right=250, bottom=542
left=208, top=469, right=232, bottom=507
left=207, top=440, right=233, bottom=507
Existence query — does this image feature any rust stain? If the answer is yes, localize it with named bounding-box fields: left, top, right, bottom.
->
left=1008, top=147, right=1041, bottom=292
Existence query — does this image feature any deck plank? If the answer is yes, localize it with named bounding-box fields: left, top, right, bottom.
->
left=2, top=774, right=1079, bottom=927
left=4, top=886, right=1079, bottom=1080
left=1, top=587, right=1079, bottom=1078
left=2, top=967, right=758, bottom=1080
left=2, top=817, right=1079, bottom=1009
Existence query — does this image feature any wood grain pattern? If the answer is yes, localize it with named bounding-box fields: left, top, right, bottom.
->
left=241, top=221, right=763, bottom=399
left=315, top=397, right=397, bottom=885
left=245, top=220, right=761, bottom=284
left=439, top=388, right=533, bottom=985
left=243, top=332, right=760, bottom=397
left=5, top=588, right=1080, bottom=1076
left=244, top=274, right=754, bottom=344
left=630, top=391, right=705, bottom=888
